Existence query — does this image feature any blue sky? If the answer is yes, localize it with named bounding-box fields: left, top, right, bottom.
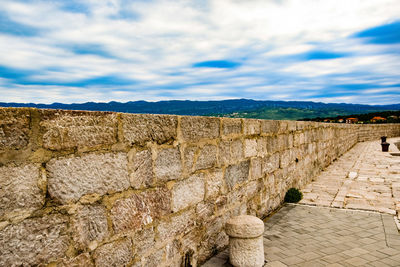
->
left=0, top=0, right=399, bottom=104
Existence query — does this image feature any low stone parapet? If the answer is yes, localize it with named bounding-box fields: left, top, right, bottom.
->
left=0, top=107, right=399, bottom=266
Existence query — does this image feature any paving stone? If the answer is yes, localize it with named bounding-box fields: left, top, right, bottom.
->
left=298, top=252, right=321, bottom=261
left=378, top=247, right=399, bottom=256
left=280, top=255, right=305, bottom=265
left=344, top=257, right=369, bottom=266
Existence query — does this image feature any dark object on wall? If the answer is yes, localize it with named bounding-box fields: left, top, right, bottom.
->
left=381, top=136, right=387, bottom=143
left=284, top=188, right=303, bottom=203
left=381, top=142, right=390, bottom=152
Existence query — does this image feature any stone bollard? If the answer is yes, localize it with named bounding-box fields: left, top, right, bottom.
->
left=226, top=215, right=265, bottom=267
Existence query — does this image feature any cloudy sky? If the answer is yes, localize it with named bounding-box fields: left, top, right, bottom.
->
left=0, top=0, right=399, bottom=104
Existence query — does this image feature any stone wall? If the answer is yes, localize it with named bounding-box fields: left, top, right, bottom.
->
left=0, top=107, right=399, bottom=267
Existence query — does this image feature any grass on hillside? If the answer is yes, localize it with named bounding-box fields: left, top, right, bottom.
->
left=214, top=107, right=371, bottom=121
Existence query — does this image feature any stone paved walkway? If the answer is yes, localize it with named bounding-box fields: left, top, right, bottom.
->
left=263, top=205, right=400, bottom=266
left=300, top=137, right=400, bottom=218
left=203, top=205, right=400, bottom=267
left=203, top=138, right=400, bottom=266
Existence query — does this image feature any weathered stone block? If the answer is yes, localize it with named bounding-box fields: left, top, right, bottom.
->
left=244, top=180, right=260, bottom=199
left=93, top=238, right=132, bottom=267
left=231, top=139, right=244, bottom=162
left=172, top=173, right=205, bottom=212
left=47, top=152, right=129, bottom=203
left=244, top=119, right=260, bottom=135
left=195, top=144, right=217, bottom=170
left=222, top=118, right=242, bottom=136
left=141, top=249, right=164, bottom=267
left=295, top=121, right=306, bottom=131
left=128, top=149, right=153, bottom=189
left=0, top=214, right=69, bottom=266
left=278, top=121, right=288, bottom=133
left=277, top=134, right=288, bottom=151
left=218, top=140, right=231, bottom=165
left=40, top=110, right=117, bottom=150
left=198, top=216, right=229, bottom=262
left=266, top=136, right=278, bottom=154
left=260, top=120, right=279, bottom=135
left=244, top=139, right=257, bottom=158
left=0, top=108, right=30, bottom=150
left=257, top=137, right=267, bottom=156
left=225, top=160, right=250, bottom=190
left=205, top=169, right=226, bottom=199
left=154, top=147, right=182, bottom=181
left=58, top=253, right=94, bottom=267
left=196, top=201, right=214, bottom=222
left=278, top=149, right=289, bottom=168
left=132, top=227, right=156, bottom=257
left=183, top=145, right=197, bottom=173
left=0, top=163, right=44, bottom=218
left=262, top=153, right=279, bottom=174
left=287, top=121, right=296, bottom=132
left=180, top=116, right=220, bottom=142
left=287, top=133, right=294, bottom=148
left=265, top=173, right=275, bottom=191
left=250, top=157, right=263, bottom=180
left=165, top=239, right=181, bottom=263
left=157, top=210, right=195, bottom=240
left=121, top=114, right=177, bottom=145
left=111, top=188, right=170, bottom=233
left=293, top=132, right=301, bottom=146
left=72, top=205, right=109, bottom=249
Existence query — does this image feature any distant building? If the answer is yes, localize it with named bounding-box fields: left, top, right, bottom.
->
left=346, top=118, right=358, bottom=124
left=370, top=116, right=386, bottom=123
left=338, top=119, right=344, bottom=123
left=388, top=115, right=398, bottom=119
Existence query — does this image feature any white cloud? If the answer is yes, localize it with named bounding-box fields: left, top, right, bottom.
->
left=0, top=0, right=399, bottom=104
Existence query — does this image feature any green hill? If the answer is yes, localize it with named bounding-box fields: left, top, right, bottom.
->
left=216, top=107, right=384, bottom=121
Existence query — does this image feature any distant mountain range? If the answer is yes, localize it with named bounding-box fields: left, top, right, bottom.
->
left=1, top=99, right=399, bottom=120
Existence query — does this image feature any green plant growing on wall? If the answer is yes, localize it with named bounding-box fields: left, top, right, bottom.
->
left=284, top=188, right=303, bottom=203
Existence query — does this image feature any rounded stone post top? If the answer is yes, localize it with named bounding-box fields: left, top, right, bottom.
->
left=226, top=215, right=264, bottom=238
